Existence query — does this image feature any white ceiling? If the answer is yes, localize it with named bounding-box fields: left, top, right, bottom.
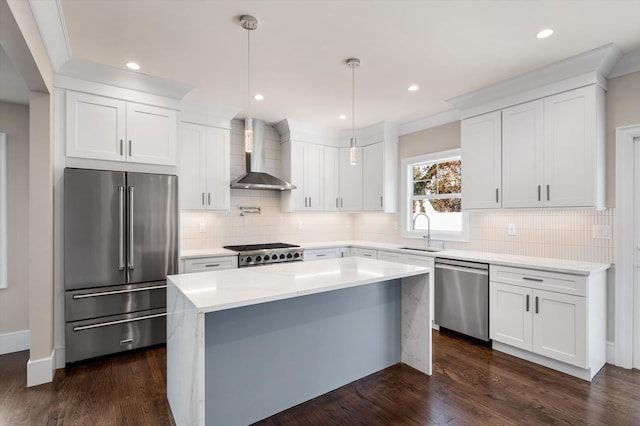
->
left=53, top=1, right=640, bottom=129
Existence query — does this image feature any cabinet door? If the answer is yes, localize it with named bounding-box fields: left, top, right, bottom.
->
left=543, top=86, right=597, bottom=207
left=205, top=127, right=230, bottom=210
left=289, top=142, right=306, bottom=210
left=377, top=251, right=402, bottom=263
left=126, top=103, right=177, bottom=166
left=339, top=147, right=363, bottom=211
left=532, top=289, right=587, bottom=368
left=323, top=146, right=340, bottom=211
left=304, top=143, right=323, bottom=211
left=461, top=111, right=502, bottom=209
left=66, top=91, right=126, bottom=162
left=502, top=100, right=544, bottom=208
left=490, top=282, right=532, bottom=351
left=304, top=248, right=340, bottom=261
left=178, top=123, right=207, bottom=210
left=363, top=142, right=384, bottom=211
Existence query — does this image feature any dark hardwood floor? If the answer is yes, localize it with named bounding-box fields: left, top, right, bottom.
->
left=1, top=331, right=639, bottom=425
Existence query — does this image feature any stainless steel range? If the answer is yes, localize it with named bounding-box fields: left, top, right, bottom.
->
left=223, top=243, right=304, bottom=268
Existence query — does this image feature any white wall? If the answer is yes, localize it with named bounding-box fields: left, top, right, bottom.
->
left=180, top=120, right=354, bottom=249
left=0, top=101, right=30, bottom=349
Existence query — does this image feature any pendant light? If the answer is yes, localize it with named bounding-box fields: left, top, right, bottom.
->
left=346, top=58, right=360, bottom=165
left=241, top=15, right=257, bottom=153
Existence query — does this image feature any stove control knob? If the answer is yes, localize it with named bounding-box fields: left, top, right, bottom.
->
left=293, top=253, right=300, bottom=258
left=287, top=253, right=293, bottom=259
left=280, top=254, right=285, bottom=259
left=256, top=256, right=262, bottom=262
left=264, top=255, right=270, bottom=261
left=246, top=256, right=252, bottom=263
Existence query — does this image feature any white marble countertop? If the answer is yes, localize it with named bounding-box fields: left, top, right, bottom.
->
left=168, top=257, right=430, bottom=313
left=180, top=240, right=610, bottom=276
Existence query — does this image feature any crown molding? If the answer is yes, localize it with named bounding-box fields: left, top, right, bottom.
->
left=609, top=49, right=640, bottom=79
left=399, top=109, right=460, bottom=136
left=27, top=0, right=71, bottom=71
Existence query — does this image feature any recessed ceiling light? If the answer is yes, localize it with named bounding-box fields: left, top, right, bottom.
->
left=254, top=94, right=264, bottom=101
left=126, top=62, right=141, bottom=70
left=408, top=85, right=419, bottom=92
left=338, top=114, right=347, bottom=120
left=536, top=28, right=554, bottom=39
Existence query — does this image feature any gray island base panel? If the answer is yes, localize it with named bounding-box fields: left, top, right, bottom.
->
left=166, top=257, right=431, bottom=426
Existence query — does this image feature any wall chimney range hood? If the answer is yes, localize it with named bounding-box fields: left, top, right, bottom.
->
left=230, top=119, right=296, bottom=191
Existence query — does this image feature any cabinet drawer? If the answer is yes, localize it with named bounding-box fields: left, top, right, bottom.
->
left=184, top=256, right=238, bottom=273
left=355, top=248, right=378, bottom=259
left=304, top=248, right=340, bottom=261
left=490, top=265, right=586, bottom=296
left=377, top=250, right=403, bottom=263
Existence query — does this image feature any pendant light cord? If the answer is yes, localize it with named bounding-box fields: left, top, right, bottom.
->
left=351, top=64, right=355, bottom=140
left=247, top=28, right=251, bottom=118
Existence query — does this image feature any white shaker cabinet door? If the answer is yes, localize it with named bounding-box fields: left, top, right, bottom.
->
left=532, top=289, right=587, bottom=368
left=461, top=110, right=502, bottom=209
left=126, top=102, right=177, bottom=166
left=323, top=146, right=340, bottom=211
left=502, top=100, right=544, bottom=208
left=339, top=147, right=363, bottom=211
left=363, top=142, right=384, bottom=211
left=543, top=86, right=597, bottom=208
left=304, top=143, right=324, bottom=211
left=178, top=123, right=207, bottom=210
left=490, top=282, right=533, bottom=351
left=205, top=127, right=230, bottom=210
left=66, top=91, right=126, bottom=162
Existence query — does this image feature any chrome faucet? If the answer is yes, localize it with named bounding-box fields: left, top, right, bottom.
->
left=412, top=212, right=431, bottom=247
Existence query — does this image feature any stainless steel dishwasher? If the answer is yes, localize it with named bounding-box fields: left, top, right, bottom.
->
left=434, top=258, right=489, bottom=341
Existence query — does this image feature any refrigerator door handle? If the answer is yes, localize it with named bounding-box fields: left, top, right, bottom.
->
left=118, top=186, right=125, bottom=270
left=128, top=186, right=135, bottom=270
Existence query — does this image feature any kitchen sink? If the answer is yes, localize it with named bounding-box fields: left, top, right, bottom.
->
left=399, top=246, right=443, bottom=253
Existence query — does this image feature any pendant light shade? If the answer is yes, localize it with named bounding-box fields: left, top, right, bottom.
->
left=346, top=58, right=360, bottom=166
left=241, top=15, right=258, bottom=153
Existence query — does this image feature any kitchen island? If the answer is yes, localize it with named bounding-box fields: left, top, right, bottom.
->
left=166, top=257, right=432, bottom=426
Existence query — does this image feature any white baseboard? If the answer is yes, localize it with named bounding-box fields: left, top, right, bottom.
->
left=0, top=329, right=30, bottom=355
left=606, top=341, right=615, bottom=365
left=27, top=349, right=55, bottom=387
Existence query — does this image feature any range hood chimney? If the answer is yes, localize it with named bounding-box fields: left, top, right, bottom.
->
left=230, top=119, right=296, bottom=191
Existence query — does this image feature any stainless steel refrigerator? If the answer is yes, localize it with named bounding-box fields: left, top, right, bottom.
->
left=64, top=168, right=178, bottom=363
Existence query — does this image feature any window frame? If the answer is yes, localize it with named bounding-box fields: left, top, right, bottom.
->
left=400, top=149, right=469, bottom=242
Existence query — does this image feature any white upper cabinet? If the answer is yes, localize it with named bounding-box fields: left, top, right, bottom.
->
left=543, top=86, right=602, bottom=208
left=462, top=85, right=605, bottom=210
left=281, top=141, right=324, bottom=211
left=323, top=146, right=340, bottom=211
left=461, top=110, right=502, bottom=209
left=363, top=142, right=385, bottom=211
left=66, top=91, right=178, bottom=166
left=339, top=147, right=363, bottom=211
left=179, top=122, right=230, bottom=211
left=502, top=99, right=544, bottom=208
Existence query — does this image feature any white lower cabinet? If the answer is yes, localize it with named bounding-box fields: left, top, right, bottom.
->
left=304, top=247, right=341, bottom=261
left=490, top=265, right=604, bottom=380
left=377, top=250, right=403, bottom=262
left=351, top=248, right=377, bottom=259
left=182, top=256, right=238, bottom=273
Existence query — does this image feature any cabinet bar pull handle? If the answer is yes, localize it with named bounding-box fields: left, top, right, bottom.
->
left=304, top=197, right=307, bottom=208
left=380, top=196, right=383, bottom=208
left=336, top=198, right=338, bottom=208
left=340, top=198, right=343, bottom=208
left=535, top=296, right=539, bottom=314
left=495, top=188, right=499, bottom=203
left=309, top=197, right=311, bottom=208
left=202, top=193, right=205, bottom=205
left=73, top=312, right=166, bottom=332
left=120, top=139, right=123, bottom=156
left=208, top=193, right=211, bottom=206
left=546, top=184, right=550, bottom=201
left=128, top=140, right=132, bottom=157
left=204, top=264, right=220, bottom=268
left=538, top=185, right=541, bottom=202
left=523, top=277, right=543, bottom=282
left=316, top=254, right=326, bottom=257
left=525, top=294, right=530, bottom=312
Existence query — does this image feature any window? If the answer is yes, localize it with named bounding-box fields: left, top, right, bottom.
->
left=401, top=149, right=468, bottom=242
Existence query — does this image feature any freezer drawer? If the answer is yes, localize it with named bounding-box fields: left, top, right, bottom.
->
left=65, top=308, right=166, bottom=364
left=65, top=281, right=167, bottom=322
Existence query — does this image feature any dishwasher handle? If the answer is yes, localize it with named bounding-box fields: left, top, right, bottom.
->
left=435, top=263, right=489, bottom=276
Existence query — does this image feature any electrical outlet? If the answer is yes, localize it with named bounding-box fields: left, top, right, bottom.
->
left=199, top=222, right=207, bottom=233
left=592, top=225, right=611, bottom=239
left=297, top=220, right=303, bottom=230
left=507, top=224, right=516, bottom=236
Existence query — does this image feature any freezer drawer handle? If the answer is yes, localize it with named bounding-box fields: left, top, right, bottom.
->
left=128, top=186, right=135, bottom=270
left=522, top=277, right=544, bottom=282
left=73, top=312, right=167, bottom=332
left=118, top=186, right=125, bottom=270
left=435, top=263, right=489, bottom=276
left=72, top=284, right=167, bottom=299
